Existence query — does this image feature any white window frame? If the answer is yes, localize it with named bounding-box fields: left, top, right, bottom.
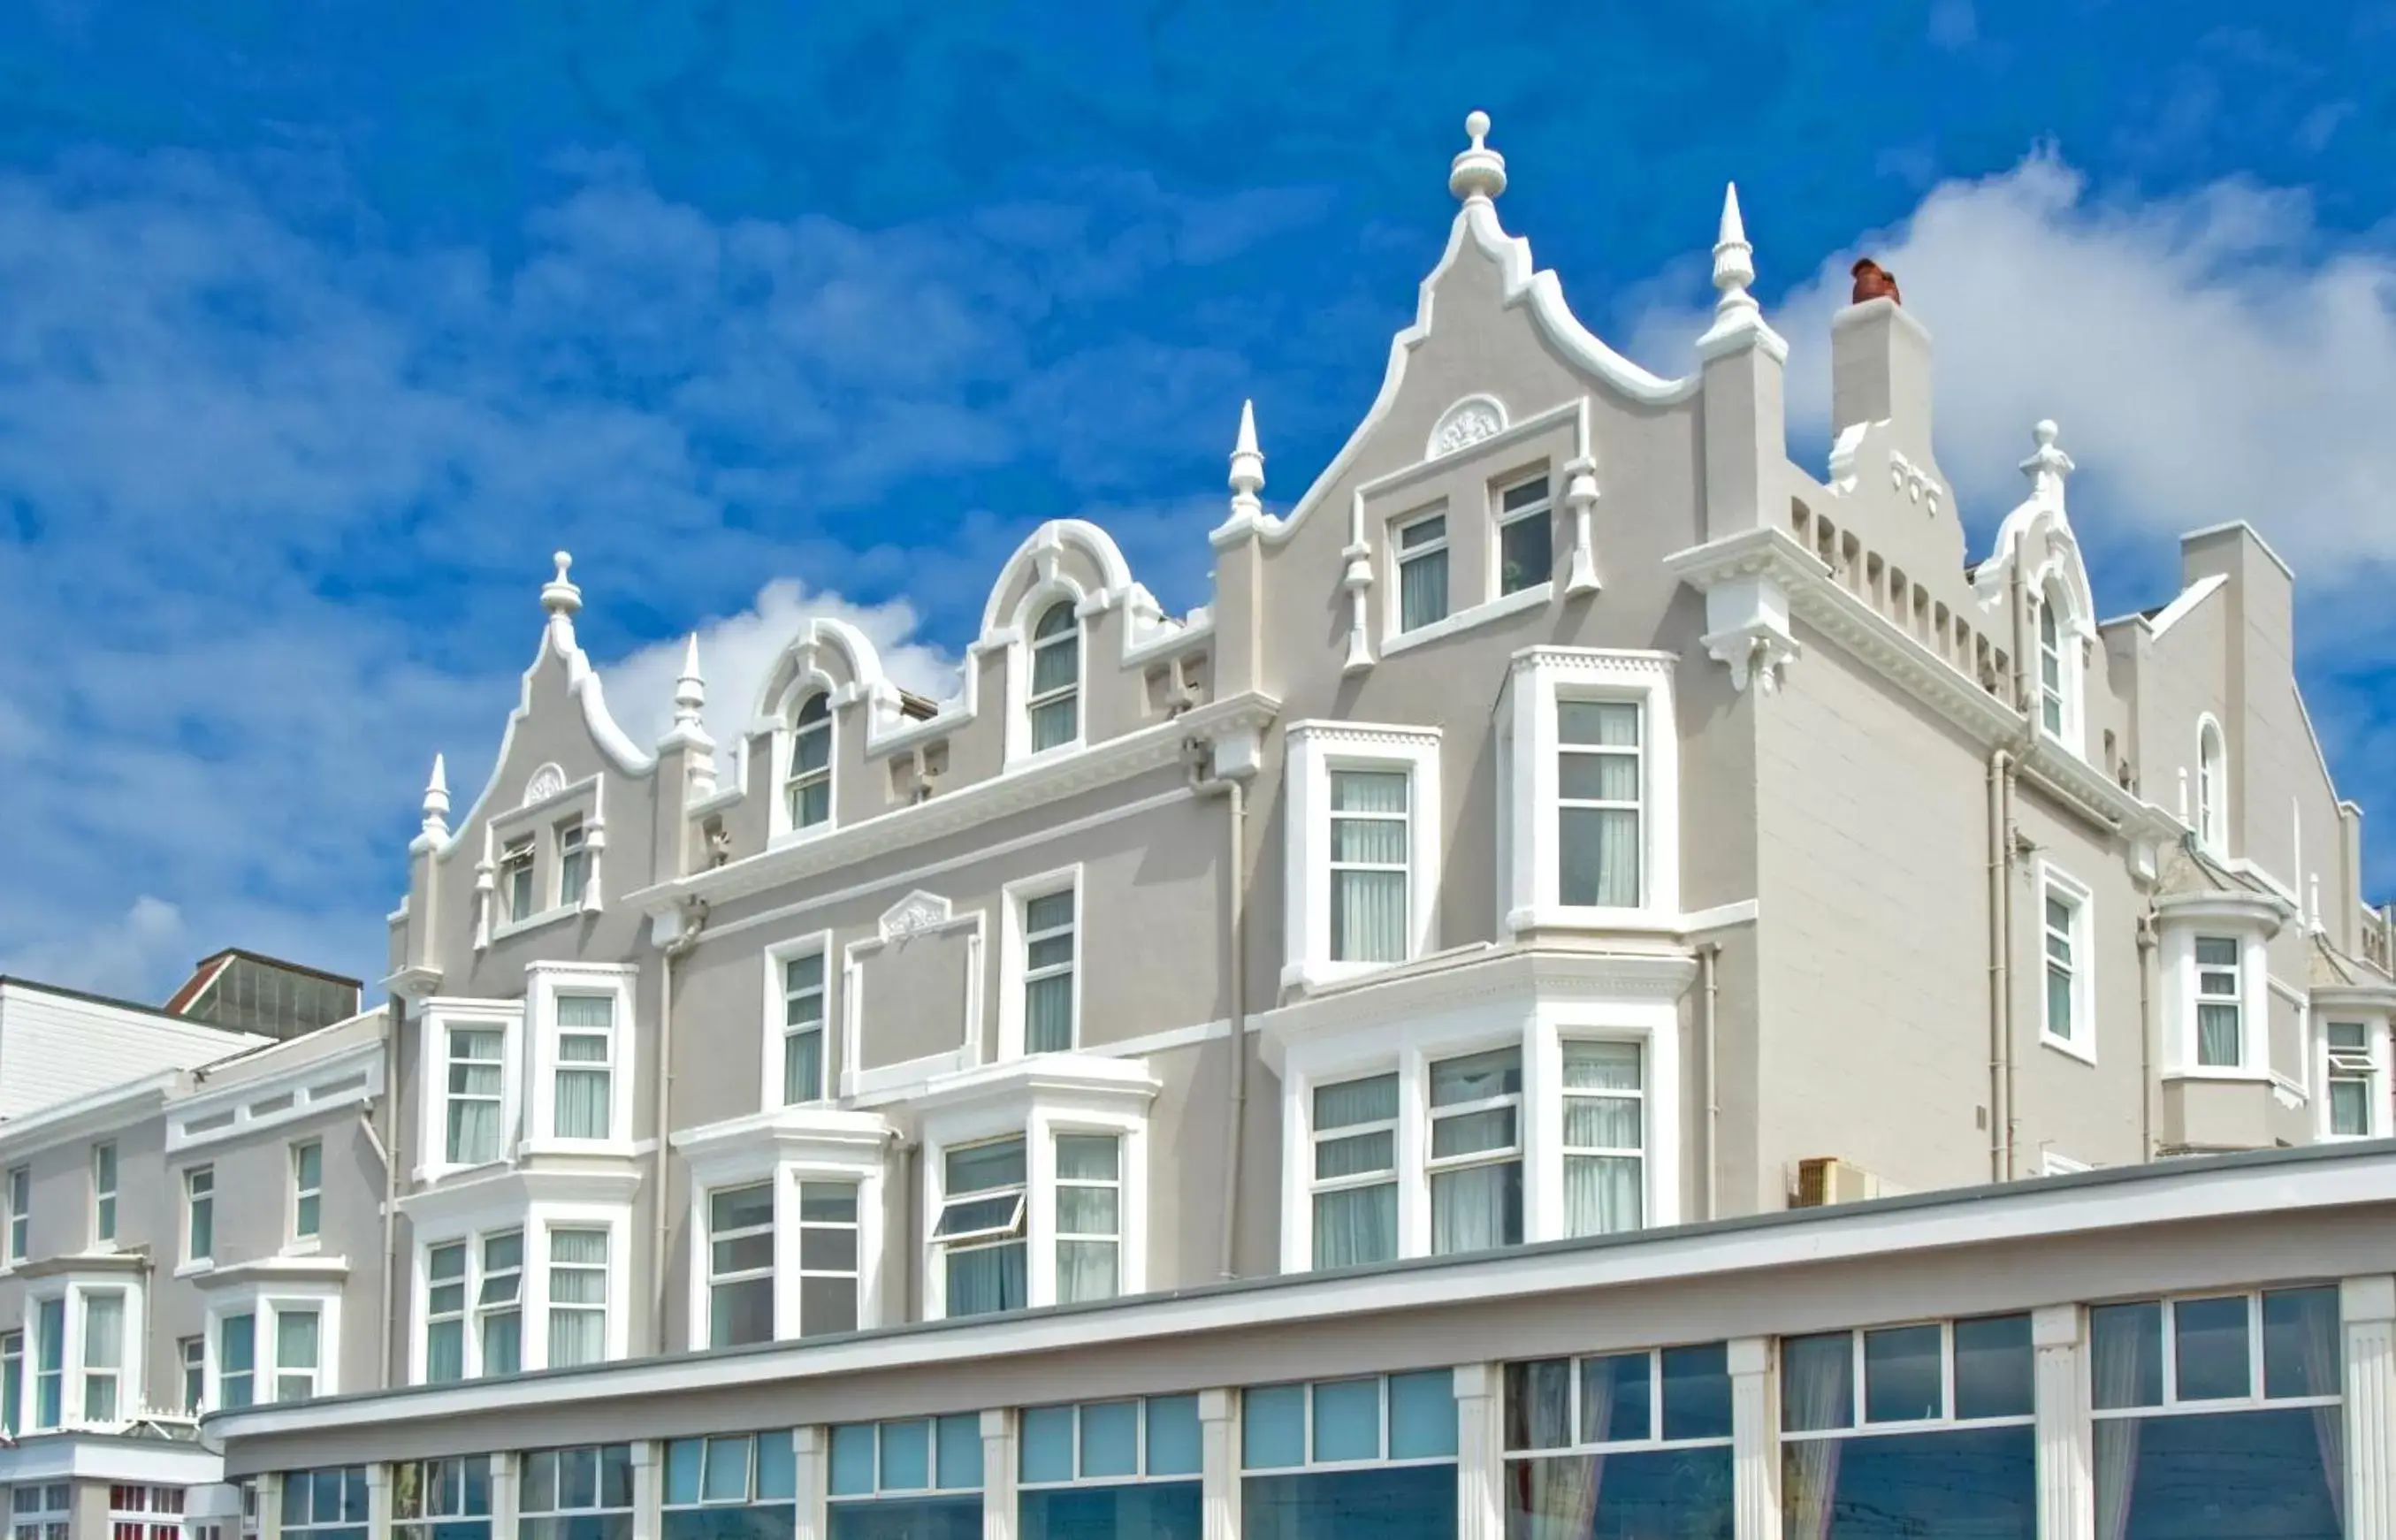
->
left=1051, top=1132, right=1123, bottom=1306
left=499, top=834, right=537, bottom=925
left=2319, top=1014, right=2390, bottom=1140
left=483, top=775, right=606, bottom=942
left=674, top=1110, right=892, bottom=1349
left=759, top=932, right=836, bottom=1113
left=555, top=817, right=591, bottom=911
left=1780, top=1315, right=2038, bottom=1445
left=413, top=998, right=525, bottom=1185
left=703, top=1180, right=777, bottom=1350
left=1389, top=507, right=1451, bottom=635
left=523, top=964, right=637, bottom=1155
left=2037, top=864, right=2096, bottom=1064
left=6, top=1163, right=27, bottom=1264
left=1492, top=471, right=1553, bottom=599
left=1280, top=721, right=1442, bottom=994
left=2035, top=584, right=2081, bottom=753
left=1016, top=594, right=1087, bottom=762
left=998, top=866, right=1085, bottom=1059
left=1307, top=1071, right=1400, bottom=1271
left=2196, top=716, right=2228, bottom=855
left=916, top=1064, right=1154, bottom=1320
left=290, top=1139, right=324, bottom=1247
left=2156, top=904, right=2280, bottom=1080
left=19, top=1276, right=149, bottom=1429
left=179, top=1334, right=204, bottom=1414
left=1273, top=972, right=1679, bottom=1272
left=1499, top=648, right=1680, bottom=933
left=182, top=1164, right=216, bottom=1269
left=544, top=1224, right=613, bottom=1369
left=92, top=1142, right=116, bottom=1246
left=202, top=1285, right=340, bottom=1412
left=1423, top=1046, right=1526, bottom=1256
left=1558, top=1037, right=1647, bottom=1238
left=782, top=691, right=836, bottom=835
left=767, top=664, right=844, bottom=847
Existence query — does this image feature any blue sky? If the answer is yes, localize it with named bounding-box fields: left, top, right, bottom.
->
left=3, top=1, right=2394, bottom=998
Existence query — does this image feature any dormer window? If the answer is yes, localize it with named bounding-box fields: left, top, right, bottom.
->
left=1028, top=603, right=1080, bottom=751
left=786, top=694, right=833, bottom=830
left=1395, top=512, right=1449, bottom=631
left=2197, top=719, right=2227, bottom=853
left=1496, top=476, right=1552, bottom=596
left=500, top=836, right=536, bottom=923
left=2037, top=597, right=2065, bottom=737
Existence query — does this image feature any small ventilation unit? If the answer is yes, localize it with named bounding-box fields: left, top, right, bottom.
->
left=1795, top=1156, right=1886, bottom=1208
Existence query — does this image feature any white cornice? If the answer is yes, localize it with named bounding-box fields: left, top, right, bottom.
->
left=395, top=1161, right=641, bottom=1229
left=628, top=693, right=1279, bottom=915
left=2155, top=891, right=2293, bottom=934
left=884, top=1053, right=1161, bottom=1120
left=1259, top=944, right=1698, bottom=1064
left=187, top=1254, right=352, bottom=1291
left=168, top=1038, right=385, bottom=1155
left=0, top=1074, right=176, bottom=1161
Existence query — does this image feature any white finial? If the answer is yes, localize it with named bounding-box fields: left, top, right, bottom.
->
left=1229, top=399, right=1264, bottom=505
left=420, top=753, right=450, bottom=837
left=673, top=633, right=706, bottom=728
left=541, top=550, right=583, bottom=618
left=1712, top=183, right=1757, bottom=317
left=1448, top=110, right=1507, bottom=203
left=2019, top=420, right=2074, bottom=506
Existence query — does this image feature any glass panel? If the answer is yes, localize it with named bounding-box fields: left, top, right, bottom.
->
left=2262, top=1286, right=2342, bottom=1399
left=2095, top=1405, right=2342, bottom=1540
left=1312, top=1185, right=1398, bottom=1270
left=1430, top=1107, right=1515, bottom=1158
left=946, top=1140, right=1026, bottom=1195
left=1079, top=1401, right=1138, bottom=1479
left=828, top=1426, right=875, bottom=1498
left=1314, top=1075, right=1399, bottom=1129
left=1506, top=1449, right=1735, bottom=1540
left=1782, top=1425, right=2034, bottom=1540
left=2089, top=1301, right=2165, bottom=1410
left=1241, top=1465, right=1455, bottom=1540
left=1430, top=1048, right=1522, bottom=1106
left=1147, top=1396, right=1202, bottom=1476
left=825, top=1498, right=979, bottom=1540
left=665, top=1442, right=703, bottom=1506
left=1388, top=1371, right=1458, bottom=1459
left=1953, top=1315, right=2034, bottom=1421
left=935, top=1415, right=981, bottom=1490
left=880, top=1421, right=931, bottom=1491
left=1862, top=1325, right=1943, bottom=1423
left=1498, top=504, right=1551, bottom=594
left=1781, top=1334, right=1855, bottom=1433
left=1019, top=1484, right=1201, bottom=1540
left=1241, top=1385, right=1307, bottom=1470
left=1660, top=1344, right=1731, bottom=1443
left=1558, top=807, right=1641, bottom=908
left=1315, top=1130, right=1395, bottom=1180
left=757, top=1436, right=797, bottom=1502
left=1504, top=1361, right=1572, bottom=1452
left=799, top=1276, right=858, bottom=1336
left=1582, top=1353, right=1651, bottom=1445
left=701, top=1439, right=751, bottom=1504
left=1019, top=1407, right=1074, bottom=1484
left=1430, top=1160, right=1522, bottom=1254
left=1312, top=1379, right=1381, bottom=1464
left=2174, top=1295, right=2252, bottom=1402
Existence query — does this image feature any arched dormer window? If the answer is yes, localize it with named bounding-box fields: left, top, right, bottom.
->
left=785, top=693, right=832, bottom=831
left=1027, top=601, right=1080, bottom=752
left=2036, top=583, right=2079, bottom=750
left=2198, top=718, right=2226, bottom=853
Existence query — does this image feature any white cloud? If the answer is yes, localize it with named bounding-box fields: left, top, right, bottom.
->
left=1634, top=150, right=2396, bottom=579
left=599, top=580, right=964, bottom=781
left=0, top=896, right=187, bottom=998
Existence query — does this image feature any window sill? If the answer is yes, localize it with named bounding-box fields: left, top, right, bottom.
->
left=174, top=1258, right=214, bottom=1280
left=1382, top=583, right=1551, bottom=659
left=517, top=1136, right=638, bottom=1163
left=281, top=1238, right=324, bottom=1259
left=409, top=1156, right=514, bottom=1188
left=2039, top=1032, right=2097, bottom=1067
left=1279, top=957, right=1408, bottom=995
left=490, top=905, right=585, bottom=945
left=1506, top=904, right=1678, bottom=936
left=767, top=821, right=839, bottom=853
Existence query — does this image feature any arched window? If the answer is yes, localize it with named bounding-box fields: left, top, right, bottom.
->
left=1027, top=602, right=1080, bottom=751
left=784, top=693, right=832, bottom=830
left=2035, top=583, right=2082, bottom=750
left=2198, top=720, right=2226, bottom=852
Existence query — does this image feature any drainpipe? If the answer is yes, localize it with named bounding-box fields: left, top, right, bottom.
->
left=1189, top=737, right=1252, bottom=1280
left=379, top=995, right=403, bottom=1389
left=1698, top=942, right=1721, bottom=1222
left=2136, top=907, right=2159, bottom=1161
left=655, top=897, right=707, bottom=1353
left=1986, top=751, right=2012, bottom=1183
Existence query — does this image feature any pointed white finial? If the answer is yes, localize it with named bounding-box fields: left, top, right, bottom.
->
left=2018, top=420, right=2074, bottom=507
left=420, top=753, right=450, bottom=837
left=672, top=633, right=706, bottom=728
left=1712, top=183, right=1757, bottom=317
left=541, top=550, right=583, bottom=618
left=1448, top=111, right=1507, bottom=203
left=1228, top=399, right=1264, bottom=505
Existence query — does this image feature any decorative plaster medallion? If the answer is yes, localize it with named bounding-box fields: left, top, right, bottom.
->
left=523, top=763, right=568, bottom=806
left=1427, top=396, right=1507, bottom=459
left=879, top=890, right=954, bottom=941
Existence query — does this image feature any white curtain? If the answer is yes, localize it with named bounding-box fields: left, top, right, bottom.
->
left=1056, top=1239, right=1118, bottom=1304
left=448, top=1028, right=502, bottom=1163
left=479, top=1313, right=520, bottom=1376
left=555, top=1060, right=611, bottom=1138
left=2293, top=1292, right=2346, bottom=1532
left=1055, top=1136, right=1119, bottom=1303
left=1431, top=1162, right=1518, bottom=1254
left=1025, top=976, right=1074, bottom=1053
left=2091, top=1317, right=2148, bottom=1540
left=1400, top=548, right=1448, bottom=631
left=1331, top=771, right=1408, bottom=963
left=425, top=1320, right=464, bottom=1384
left=783, top=1028, right=822, bottom=1105
left=1312, top=1184, right=1397, bottom=1269
left=1563, top=1043, right=1644, bottom=1237
left=1781, top=1337, right=1849, bottom=1540
left=947, top=1242, right=1026, bottom=1315
left=548, top=1231, right=607, bottom=1367
left=1558, top=704, right=1640, bottom=908
left=2198, top=1003, right=2242, bottom=1067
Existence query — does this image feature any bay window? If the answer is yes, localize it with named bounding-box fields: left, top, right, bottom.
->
left=1310, top=1075, right=1400, bottom=1270
left=934, top=1138, right=1028, bottom=1318
left=1427, top=1048, right=1523, bottom=1256
left=1556, top=702, right=1642, bottom=909
left=1054, top=1135, right=1121, bottom=1304
left=2196, top=938, right=2243, bottom=1068
left=706, top=1183, right=775, bottom=1348
left=546, top=1228, right=609, bottom=1368
left=1330, top=772, right=1409, bottom=964
left=553, top=995, right=615, bottom=1140
left=446, top=1025, right=505, bottom=1164
left=1282, top=722, right=1442, bottom=992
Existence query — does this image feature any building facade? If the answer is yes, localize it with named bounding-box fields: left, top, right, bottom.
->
left=80, top=111, right=2396, bottom=1537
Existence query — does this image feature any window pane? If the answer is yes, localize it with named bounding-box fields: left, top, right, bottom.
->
left=1080, top=1401, right=1138, bottom=1479
left=1430, top=1106, right=1515, bottom=1158
left=1312, top=1185, right=1397, bottom=1269
left=946, top=1140, right=1026, bottom=1195
left=2095, top=1405, right=2342, bottom=1540
left=1389, top=1371, right=1458, bottom=1459
left=1499, top=506, right=1552, bottom=594
left=1505, top=1360, right=1572, bottom=1451
left=1953, top=1315, right=2034, bottom=1421
left=1399, top=547, right=1447, bottom=631
left=828, top=1426, right=874, bottom=1498
left=1430, top=1161, right=1522, bottom=1254
left=757, top=1435, right=797, bottom=1502
left=1430, top=1048, right=1522, bottom=1106
left=1242, top=1385, right=1306, bottom=1470
left=1582, top=1353, right=1652, bottom=1445
left=1559, top=807, right=1641, bottom=907
left=799, top=1277, right=858, bottom=1337
left=1019, top=1407, right=1072, bottom=1484
left=1054, top=1135, right=1118, bottom=1182
left=2194, top=937, right=2239, bottom=967
left=2261, top=1286, right=2341, bottom=1399
left=799, top=1183, right=858, bottom=1224
left=1312, top=1379, right=1381, bottom=1464
left=1314, top=1075, right=1399, bottom=1129
left=700, top=1437, right=750, bottom=1504
left=1147, top=1396, right=1202, bottom=1476
left=2174, top=1295, right=2252, bottom=1401
left=935, top=1414, right=981, bottom=1490
left=1660, top=1344, right=1731, bottom=1443
left=1783, top=1425, right=2034, bottom=1540
left=2089, top=1302, right=2164, bottom=1410
left=710, top=1184, right=775, bottom=1236
left=1313, top=1130, right=1395, bottom=1181
left=798, top=1226, right=858, bottom=1272
left=1330, top=870, right=1407, bottom=963
left=880, top=1421, right=930, bottom=1491
left=1781, top=1334, right=1854, bottom=1432
left=1508, top=1448, right=1734, bottom=1540
left=1862, top=1325, right=1943, bottom=1423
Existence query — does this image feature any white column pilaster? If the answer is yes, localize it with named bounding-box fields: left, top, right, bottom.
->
left=1199, top=1387, right=1239, bottom=1540
left=792, top=1427, right=827, bottom=1540
left=2342, top=1275, right=2396, bottom=1540
left=1728, top=1335, right=1779, bottom=1540
left=2033, top=1304, right=2092, bottom=1540
left=630, top=1439, right=661, bottom=1540
left=256, top=1478, right=284, bottom=1540
left=365, top=1462, right=393, bottom=1540
left=1453, top=1363, right=1502, bottom=1540
left=487, top=1452, right=517, bottom=1540
left=981, top=1407, right=1017, bottom=1540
